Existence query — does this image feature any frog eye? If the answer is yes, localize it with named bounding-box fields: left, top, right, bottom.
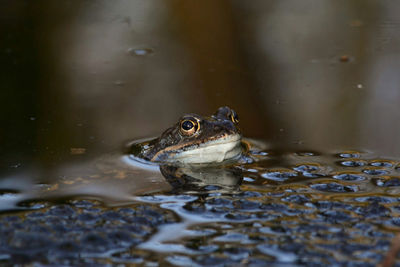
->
left=230, top=110, right=239, bottom=124
left=180, top=118, right=200, bottom=136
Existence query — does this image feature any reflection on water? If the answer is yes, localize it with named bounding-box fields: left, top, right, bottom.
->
left=2, top=0, right=400, bottom=265
left=0, top=154, right=172, bottom=212
left=1, top=142, right=400, bottom=265
left=160, top=165, right=243, bottom=193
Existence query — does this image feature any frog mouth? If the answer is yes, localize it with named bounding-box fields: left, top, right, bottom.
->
left=152, top=133, right=242, bottom=164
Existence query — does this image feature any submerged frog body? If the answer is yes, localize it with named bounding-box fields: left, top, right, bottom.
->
left=135, top=106, right=243, bottom=165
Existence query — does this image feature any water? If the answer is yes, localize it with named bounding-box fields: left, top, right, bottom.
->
left=2, top=0, right=400, bottom=266
left=0, top=145, right=399, bottom=265
left=127, top=47, right=154, bottom=57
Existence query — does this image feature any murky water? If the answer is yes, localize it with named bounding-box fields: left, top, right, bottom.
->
left=1, top=0, right=400, bottom=266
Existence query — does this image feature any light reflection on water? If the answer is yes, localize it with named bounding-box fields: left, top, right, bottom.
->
left=0, top=153, right=171, bottom=212
left=1, top=0, right=400, bottom=265
left=0, top=143, right=399, bottom=265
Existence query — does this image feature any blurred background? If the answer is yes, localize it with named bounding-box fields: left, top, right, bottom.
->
left=1, top=0, right=400, bottom=174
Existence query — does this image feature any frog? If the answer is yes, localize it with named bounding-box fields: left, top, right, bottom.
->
left=3, top=107, right=269, bottom=206
left=131, top=106, right=244, bottom=165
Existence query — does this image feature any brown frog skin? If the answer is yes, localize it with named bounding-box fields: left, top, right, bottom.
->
left=136, top=106, right=243, bottom=165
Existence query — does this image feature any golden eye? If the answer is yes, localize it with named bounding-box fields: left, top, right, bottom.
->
left=230, top=110, right=239, bottom=124
left=180, top=119, right=199, bottom=136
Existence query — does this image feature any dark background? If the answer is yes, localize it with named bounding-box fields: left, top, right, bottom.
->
left=1, top=0, right=400, bottom=174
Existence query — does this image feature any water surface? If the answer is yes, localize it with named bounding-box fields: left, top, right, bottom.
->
left=1, top=0, right=400, bottom=266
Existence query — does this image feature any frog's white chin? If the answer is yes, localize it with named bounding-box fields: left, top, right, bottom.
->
left=166, top=134, right=242, bottom=165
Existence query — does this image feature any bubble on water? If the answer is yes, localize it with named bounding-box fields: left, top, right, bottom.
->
left=362, top=167, right=389, bottom=176
left=332, top=172, right=365, bottom=181
left=243, top=177, right=255, bottom=182
left=339, top=159, right=367, bottom=167
left=373, top=176, right=400, bottom=187
left=294, top=151, right=318, bottom=157
left=127, top=47, right=154, bottom=56
left=293, top=163, right=320, bottom=173
left=261, top=169, right=298, bottom=182
left=249, top=150, right=268, bottom=156
left=293, top=163, right=325, bottom=178
left=337, top=151, right=362, bottom=158
left=369, top=160, right=394, bottom=168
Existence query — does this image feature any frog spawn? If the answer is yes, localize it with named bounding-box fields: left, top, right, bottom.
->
left=0, top=149, right=400, bottom=266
